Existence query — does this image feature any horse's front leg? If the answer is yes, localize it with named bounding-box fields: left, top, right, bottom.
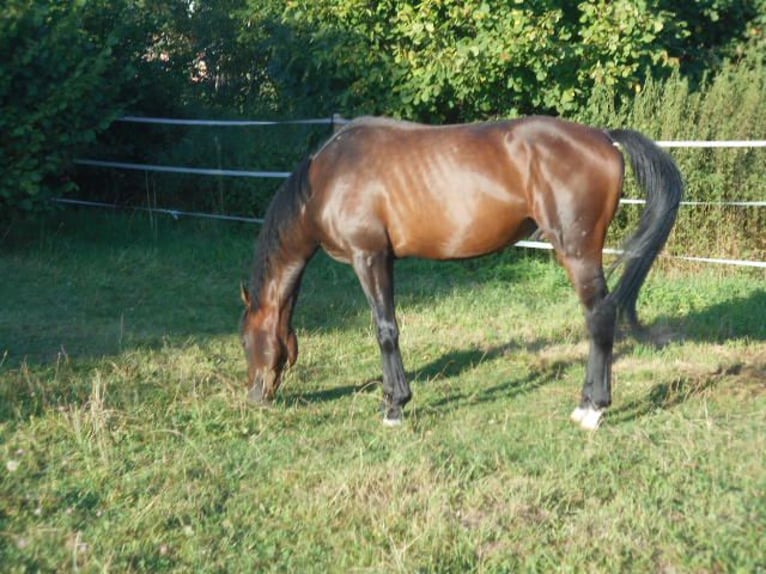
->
left=352, top=251, right=411, bottom=425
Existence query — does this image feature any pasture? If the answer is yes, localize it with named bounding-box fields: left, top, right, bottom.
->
left=1, top=211, right=764, bottom=572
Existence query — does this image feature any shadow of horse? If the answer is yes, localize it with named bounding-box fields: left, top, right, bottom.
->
left=409, top=340, right=573, bottom=408
left=283, top=339, right=573, bottom=413
left=607, top=288, right=766, bottom=424
left=635, top=288, right=766, bottom=347
left=607, top=363, right=766, bottom=425
left=284, top=286, right=766, bottom=423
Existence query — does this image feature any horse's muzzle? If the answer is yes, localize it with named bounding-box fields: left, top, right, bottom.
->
left=247, top=371, right=277, bottom=405
left=247, top=383, right=267, bottom=404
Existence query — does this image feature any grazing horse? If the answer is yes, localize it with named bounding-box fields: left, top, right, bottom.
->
left=240, top=116, right=683, bottom=430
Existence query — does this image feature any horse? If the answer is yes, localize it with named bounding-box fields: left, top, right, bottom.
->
left=239, top=115, right=683, bottom=430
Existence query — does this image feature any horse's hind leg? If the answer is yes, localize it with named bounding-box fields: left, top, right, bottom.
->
left=562, top=256, right=617, bottom=430
left=352, top=251, right=412, bottom=425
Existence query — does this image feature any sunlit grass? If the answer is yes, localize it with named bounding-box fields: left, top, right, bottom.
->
left=1, top=212, right=764, bottom=572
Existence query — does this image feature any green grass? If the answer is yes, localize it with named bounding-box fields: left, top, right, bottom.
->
left=1, top=212, right=765, bottom=572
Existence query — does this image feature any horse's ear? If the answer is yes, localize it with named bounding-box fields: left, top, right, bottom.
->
left=240, top=281, right=251, bottom=307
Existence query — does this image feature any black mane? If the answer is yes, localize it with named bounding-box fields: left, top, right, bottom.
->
left=248, top=156, right=313, bottom=310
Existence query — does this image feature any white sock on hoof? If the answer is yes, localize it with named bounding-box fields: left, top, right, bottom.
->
left=570, top=406, right=587, bottom=424
left=383, top=416, right=403, bottom=427
left=579, top=407, right=603, bottom=430
left=570, top=406, right=603, bottom=430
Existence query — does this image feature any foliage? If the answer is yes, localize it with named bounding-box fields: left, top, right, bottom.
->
left=237, top=0, right=764, bottom=121
left=662, top=0, right=766, bottom=69
left=576, top=45, right=766, bottom=260
left=0, top=1, right=206, bottom=215
left=3, top=1, right=764, bottom=220
left=0, top=2, right=122, bottom=214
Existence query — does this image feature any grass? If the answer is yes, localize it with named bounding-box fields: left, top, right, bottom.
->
left=1, top=211, right=765, bottom=572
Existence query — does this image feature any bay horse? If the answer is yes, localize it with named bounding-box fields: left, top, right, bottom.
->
left=240, top=116, right=683, bottom=430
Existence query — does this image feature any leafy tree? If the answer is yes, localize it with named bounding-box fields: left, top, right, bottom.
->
left=6, top=1, right=762, bottom=215
left=0, top=0, right=200, bottom=215
left=661, top=0, right=766, bottom=70
left=1, top=2, right=120, bottom=214
left=236, top=0, right=764, bottom=122
left=238, top=1, right=676, bottom=120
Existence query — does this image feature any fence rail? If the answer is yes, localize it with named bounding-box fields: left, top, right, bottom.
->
left=116, top=115, right=346, bottom=127
left=52, top=198, right=766, bottom=269
left=68, top=115, right=766, bottom=269
left=74, top=159, right=290, bottom=179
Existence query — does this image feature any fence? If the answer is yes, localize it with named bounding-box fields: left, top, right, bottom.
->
left=65, top=115, right=766, bottom=269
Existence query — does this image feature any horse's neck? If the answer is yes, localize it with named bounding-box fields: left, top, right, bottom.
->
left=253, top=226, right=316, bottom=316
left=251, top=256, right=296, bottom=315
left=251, top=164, right=318, bottom=316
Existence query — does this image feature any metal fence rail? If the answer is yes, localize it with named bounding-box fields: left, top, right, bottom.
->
left=67, top=115, right=766, bottom=269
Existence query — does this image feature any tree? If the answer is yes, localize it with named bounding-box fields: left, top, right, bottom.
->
left=236, top=0, right=764, bottom=121
left=1, top=2, right=116, bottom=213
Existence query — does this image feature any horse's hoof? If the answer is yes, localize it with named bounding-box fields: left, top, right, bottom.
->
left=382, top=405, right=403, bottom=427
left=571, top=406, right=602, bottom=430
left=570, top=406, right=586, bottom=423
left=383, top=416, right=403, bottom=427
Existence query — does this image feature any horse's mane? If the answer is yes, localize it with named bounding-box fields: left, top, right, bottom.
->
left=348, top=116, right=423, bottom=129
left=248, top=156, right=313, bottom=310
left=312, top=117, right=426, bottom=158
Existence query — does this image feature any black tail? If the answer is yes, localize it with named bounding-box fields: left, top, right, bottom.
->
left=606, top=129, right=683, bottom=328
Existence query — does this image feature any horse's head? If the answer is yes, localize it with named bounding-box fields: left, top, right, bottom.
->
left=239, top=283, right=298, bottom=404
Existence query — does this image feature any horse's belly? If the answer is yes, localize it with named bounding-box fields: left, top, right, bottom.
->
left=390, top=203, right=531, bottom=260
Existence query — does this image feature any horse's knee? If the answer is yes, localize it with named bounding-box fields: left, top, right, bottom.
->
left=376, top=320, right=399, bottom=353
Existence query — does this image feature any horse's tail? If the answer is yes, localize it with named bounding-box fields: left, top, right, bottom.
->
left=606, top=129, right=684, bottom=328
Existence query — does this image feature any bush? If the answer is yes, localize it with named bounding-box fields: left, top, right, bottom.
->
left=576, top=46, right=766, bottom=260
left=0, top=2, right=132, bottom=216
